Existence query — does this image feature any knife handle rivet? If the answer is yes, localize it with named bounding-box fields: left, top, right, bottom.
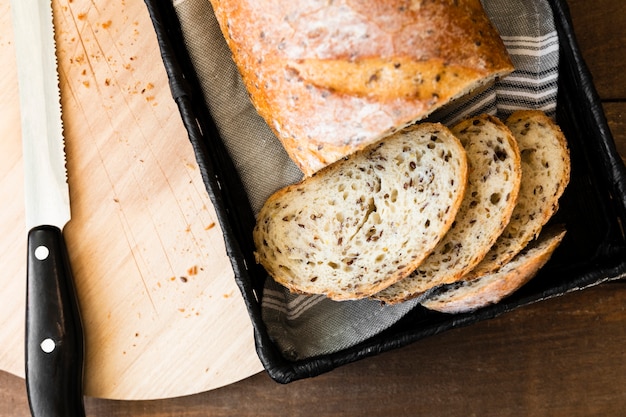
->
left=34, top=245, right=50, bottom=261
left=40, top=338, right=56, bottom=354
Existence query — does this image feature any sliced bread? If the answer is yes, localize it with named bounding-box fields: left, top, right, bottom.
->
left=420, top=226, right=566, bottom=314
left=463, top=110, right=571, bottom=279
left=253, top=123, right=468, bottom=300
left=374, top=114, right=522, bottom=303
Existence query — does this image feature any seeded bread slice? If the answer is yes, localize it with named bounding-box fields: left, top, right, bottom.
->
left=253, top=123, right=468, bottom=300
left=463, top=110, right=571, bottom=279
left=421, top=226, right=566, bottom=314
left=374, top=114, right=522, bottom=304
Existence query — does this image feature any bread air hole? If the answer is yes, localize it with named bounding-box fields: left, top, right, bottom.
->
left=490, top=192, right=502, bottom=205
left=521, top=148, right=537, bottom=163
left=390, top=189, right=398, bottom=202
left=494, top=146, right=508, bottom=161
left=440, top=242, right=453, bottom=255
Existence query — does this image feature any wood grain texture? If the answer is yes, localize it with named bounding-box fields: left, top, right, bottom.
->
left=1, top=0, right=625, bottom=415
left=567, top=0, right=626, bottom=99
left=3, top=283, right=626, bottom=416
left=0, top=0, right=262, bottom=400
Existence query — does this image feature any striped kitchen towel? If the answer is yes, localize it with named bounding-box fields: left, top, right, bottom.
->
left=433, top=1, right=560, bottom=125
left=259, top=0, right=561, bottom=360
left=172, top=0, right=561, bottom=361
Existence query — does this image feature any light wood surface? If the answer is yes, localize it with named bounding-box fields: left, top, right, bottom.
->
left=1, top=0, right=625, bottom=415
left=0, top=0, right=262, bottom=400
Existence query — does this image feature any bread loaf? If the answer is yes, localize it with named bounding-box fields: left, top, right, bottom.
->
left=420, top=226, right=566, bottom=314
left=210, top=0, right=513, bottom=176
left=253, top=123, right=467, bottom=300
left=374, top=114, right=521, bottom=303
left=463, top=110, right=571, bottom=279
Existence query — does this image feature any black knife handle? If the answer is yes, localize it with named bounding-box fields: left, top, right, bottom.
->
left=26, top=225, right=85, bottom=417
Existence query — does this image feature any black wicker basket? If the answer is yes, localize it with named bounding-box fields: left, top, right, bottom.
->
left=144, top=0, right=626, bottom=384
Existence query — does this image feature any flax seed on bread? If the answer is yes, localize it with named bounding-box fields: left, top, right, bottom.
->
left=463, top=110, right=571, bottom=279
left=253, top=123, right=467, bottom=300
left=209, top=0, right=513, bottom=176
left=374, top=114, right=522, bottom=304
left=421, top=226, right=566, bottom=314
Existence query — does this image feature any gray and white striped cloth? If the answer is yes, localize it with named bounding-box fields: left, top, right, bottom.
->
left=260, top=0, right=560, bottom=360
left=433, top=2, right=560, bottom=125
left=173, top=0, right=560, bottom=361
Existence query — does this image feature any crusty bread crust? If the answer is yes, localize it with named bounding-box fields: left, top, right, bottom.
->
left=464, top=110, right=571, bottom=279
left=253, top=123, right=467, bottom=300
left=374, top=114, right=522, bottom=303
left=421, top=226, right=566, bottom=314
left=210, top=0, right=513, bottom=176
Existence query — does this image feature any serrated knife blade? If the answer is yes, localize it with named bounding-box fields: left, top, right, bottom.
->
left=10, top=0, right=85, bottom=416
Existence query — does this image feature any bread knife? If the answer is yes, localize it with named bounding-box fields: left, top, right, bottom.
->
left=10, top=0, right=86, bottom=415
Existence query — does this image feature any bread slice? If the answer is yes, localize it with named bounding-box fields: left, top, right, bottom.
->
left=373, top=115, right=522, bottom=303
left=253, top=123, right=468, bottom=300
left=420, top=226, right=566, bottom=314
left=463, top=110, right=571, bottom=279
left=210, top=0, right=513, bottom=176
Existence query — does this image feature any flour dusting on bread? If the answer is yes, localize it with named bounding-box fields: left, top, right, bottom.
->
left=210, top=0, right=513, bottom=175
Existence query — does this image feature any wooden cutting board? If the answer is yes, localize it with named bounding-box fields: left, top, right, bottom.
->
left=0, top=0, right=263, bottom=400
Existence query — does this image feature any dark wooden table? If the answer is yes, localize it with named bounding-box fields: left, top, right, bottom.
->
left=2, top=0, right=625, bottom=415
